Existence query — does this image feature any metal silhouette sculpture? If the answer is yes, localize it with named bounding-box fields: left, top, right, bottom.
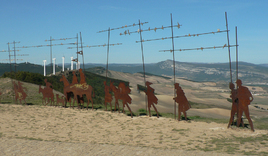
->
left=104, top=81, right=113, bottom=111
left=109, top=81, right=121, bottom=112
left=118, top=82, right=133, bottom=118
left=38, top=79, right=54, bottom=106
left=12, top=81, right=27, bottom=105
left=60, top=71, right=94, bottom=110
left=71, top=71, right=78, bottom=85
left=144, top=81, right=159, bottom=118
left=79, top=69, right=86, bottom=84
left=236, top=79, right=254, bottom=132
left=173, top=83, right=191, bottom=121
left=227, top=82, right=244, bottom=128
left=56, top=94, right=66, bottom=107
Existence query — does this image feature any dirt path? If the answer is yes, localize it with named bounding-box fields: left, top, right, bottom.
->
left=0, top=104, right=267, bottom=155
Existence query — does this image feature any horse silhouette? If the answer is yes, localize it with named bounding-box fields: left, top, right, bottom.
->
left=56, top=94, right=66, bottom=107
left=60, top=75, right=94, bottom=109
left=39, top=85, right=54, bottom=106
left=12, top=81, right=27, bottom=105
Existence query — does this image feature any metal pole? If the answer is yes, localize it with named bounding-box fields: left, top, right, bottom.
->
left=171, top=13, right=176, bottom=120
left=139, top=19, right=147, bottom=115
left=80, top=32, right=85, bottom=71
left=106, top=28, right=110, bottom=81
left=8, top=43, right=12, bottom=73
left=236, top=26, right=238, bottom=85
left=50, top=36, right=53, bottom=74
left=14, top=41, right=17, bottom=75
left=8, top=42, right=14, bottom=103
left=225, top=12, right=232, bottom=83
left=77, top=33, right=79, bottom=70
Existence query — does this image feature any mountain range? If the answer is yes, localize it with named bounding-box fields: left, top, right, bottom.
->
left=1, top=60, right=268, bottom=84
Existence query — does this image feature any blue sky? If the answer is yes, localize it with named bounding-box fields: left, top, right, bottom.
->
left=0, top=0, right=267, bottom=65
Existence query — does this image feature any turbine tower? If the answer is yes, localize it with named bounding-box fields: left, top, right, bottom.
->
left=62, top=56, right=65, bottom=72
left=71, top=56, right=73, bottom=70
left=53, top=58, right=56, bottom=75
left=43, top=60, right=46, bottom=76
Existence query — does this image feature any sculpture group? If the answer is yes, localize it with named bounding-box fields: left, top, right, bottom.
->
left=227, top=79, right=254, bottom=131
left=3, top=68, right=254, bottom=131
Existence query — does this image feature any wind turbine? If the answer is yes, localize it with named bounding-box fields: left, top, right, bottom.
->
left=62, top=56, right=65, bottom=72
left=71, top=56, right=73, bottom=70
left=43, top=60, right=46, bottom=76
left=53, top=58, right=56, bottom=75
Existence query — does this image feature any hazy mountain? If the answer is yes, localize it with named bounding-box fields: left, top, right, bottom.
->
left=83, top=60, right=268, bottom=84
left=1, top=60, right=268, bottom=84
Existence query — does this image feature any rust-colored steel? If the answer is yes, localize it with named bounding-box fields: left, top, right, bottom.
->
left=235, top=79, right=254, bottom=132
left=60, top=70, right=94, bottom=110
left=109, top=81, right=121, bottom=112
left=12, top=81, right=27, bottom=105
left=56, top=94, right=66, bottom=107
left=173, top=83, right=191, bottom=121
left=144, top=81, right=159, bottom=118
left=227, top=82, right=244, bottom=128
left=104, top=81, right=113, bottom=111
left=39, top=79, right=54, bottom=106
left=118, top=82, right=133, bottom=118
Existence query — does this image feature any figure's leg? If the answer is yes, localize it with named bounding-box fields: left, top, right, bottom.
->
left=228, top=108, right=236, bottom=128
left=236, top=108, right=243, bottom=127
left=237, top=108, right=244, bottom=127
left=126, top=104, right=133, bottom=118
left=114, top=101, right=117, bottom=112
left=178, top=111, right=181, bottom=121
left=244, top=106, right=254, bottom=132
left=148, top=104, right=151, bottom=117
left=152, top=104, right=159, bottom=118
left=183, top=111, right=187, bottom=121
left=122, top=103, right=125, bottom=113
left=110, top=102, right=112, bottom=112
left=90, top=98, right=94, bottom=110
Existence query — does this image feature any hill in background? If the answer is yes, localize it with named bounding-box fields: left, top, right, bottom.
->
left=1, top=60, right=268, bottom=84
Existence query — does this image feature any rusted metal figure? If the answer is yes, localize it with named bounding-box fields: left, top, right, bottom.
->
left=109, top=81, right=121, bottom=112
left=227, top=82, right=244, bottom=128
left=71, top=71, right=78, bottom=85
left=144, top=81, right=159, bottom=118
left=118, top=82, right=133, bottom=118
left=79, top=69, right=86, bottom=84
left=56, top=94, right=66, bottom=107
left=104, top=81, right=113, bottom=111
left=236, top=79, right=254, bottom=132
left=12, top=81, right=27, bottom=105
left=60, top=73, right=94, bottom=110
left=173, top=83, right=191, bottom=121
left=38, top=79, right=54, bottom=106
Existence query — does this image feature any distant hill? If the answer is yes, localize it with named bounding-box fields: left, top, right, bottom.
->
left=0, top=62, right=62, bottom=76
left=83, top=60, right=268, bottom=84
left=1, top=60, right=268, bottom=84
